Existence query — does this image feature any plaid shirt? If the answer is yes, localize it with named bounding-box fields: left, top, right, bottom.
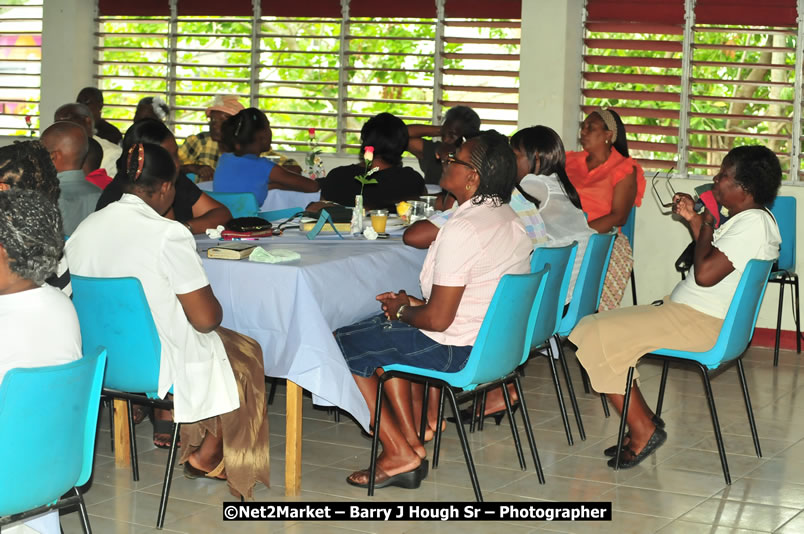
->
left=178, top=131, right=300, bottom=170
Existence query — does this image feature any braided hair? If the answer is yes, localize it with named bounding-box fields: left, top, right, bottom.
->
left=0, top=141, right=60, bottom=203
left=469, top=130, right=518, bottom=206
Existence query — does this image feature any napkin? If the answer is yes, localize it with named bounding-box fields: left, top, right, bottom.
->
left=248, top=247, right=301, bottom=264
left=206, top=225, right=225, bottom=239
left=363, top=226, right=378, bottom=240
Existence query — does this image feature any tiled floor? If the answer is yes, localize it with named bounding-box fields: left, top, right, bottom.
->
left=57, top=345, right=804, bottom=533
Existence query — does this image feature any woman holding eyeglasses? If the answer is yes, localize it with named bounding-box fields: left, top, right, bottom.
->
left=334, top=131, right=533, bottom=490
left=570, top=145, right=781, bottom=468
left=566, top=109, right=646, bottom=310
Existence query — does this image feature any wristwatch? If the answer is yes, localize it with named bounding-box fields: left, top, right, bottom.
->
left=396, top=304, right=407, bottom=321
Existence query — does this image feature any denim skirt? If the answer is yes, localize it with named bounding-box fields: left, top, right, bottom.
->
left=335, top=314, right=472, bottom=378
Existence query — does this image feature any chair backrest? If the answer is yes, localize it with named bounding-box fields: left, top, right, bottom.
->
left=70, top=275, right=162, bottom=393
left=696, top=259, right=774, bottom=368
left=449, top=267, right=550, bottom=388
left=528, top=242, right=578, bottom=356
left=557, top=232, right=617, bottom=336
left=0, top=348, right=106, bottom=515
left=621, top=206, right=636, bottom=250
left=259, top=206, right=304, bottom=222
left=207, top=191, right=259, bottom=218
left=769, top=196, right=795, bottom=272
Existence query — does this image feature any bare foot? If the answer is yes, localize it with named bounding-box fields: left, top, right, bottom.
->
left=423, top=419, right=446, bottom=443
left=187, top=452, right=227, bottom=480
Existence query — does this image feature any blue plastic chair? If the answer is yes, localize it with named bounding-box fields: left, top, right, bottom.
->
left=0, top=347, right=106, bottom=534
left=768, top=196, right=800, bottom=365
left=553, top=232, right=617, bottom=422
left=258, top=206, right=305, bottom=222
left=70, top=275, right=178, bottom=529
left=622, top=206, right=638, bottom=305
left=613, top=259, right=774, bottom=484
left=369, top=268, right=550, bottom=501
left=207, top=191, right=260, bottom=218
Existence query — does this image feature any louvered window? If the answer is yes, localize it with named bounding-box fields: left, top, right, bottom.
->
left=0, top=0, right=42, bottom=136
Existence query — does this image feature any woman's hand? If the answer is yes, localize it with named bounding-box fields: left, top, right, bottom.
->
left=376, top=290, right=412, bottom=320
left=672, top=192, right=697, bottom=222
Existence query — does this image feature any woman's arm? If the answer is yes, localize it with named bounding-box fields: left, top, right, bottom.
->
left=587, top=171, right=637, bottom=233
left=406, top=125, right=442, bottom=159
left=402, top=220, right=439, bottom=249
left=187, top=192, right=232, bottom=233
left=176, top=285, right=223, bottom=333
left=267, top=165, right=321, bottom=193
left=673, top=193, right=734, bottom=287
left=378, top=285, right=465, bottom=332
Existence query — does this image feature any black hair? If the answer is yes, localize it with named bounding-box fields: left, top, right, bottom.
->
left=0, top=189, right=63, bottom=285
left=444, top=106, right=481, bottom=139
left=221, top=107, right=270, bottom=153
left=510, top=126, right=583, bottom=210
left=77, top=87, right=103, bottom=106
left=121, top=143, right=177, bottom=195
left=84, top=137, right=103, bottom=172
left=360, top=112, right=409, bottom=166
left=593, top=109, right=630, bottom=158
left=723, top=145, right=781, bottom=206
left=0, top=141, right=60, bottom=203
left=117, top=119, right=174, bottom=176
left=468, top=130, right=518, bottom=205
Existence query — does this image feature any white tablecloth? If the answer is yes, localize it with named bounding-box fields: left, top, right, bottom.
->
left=197, top=235, right=427, bottom=430
left=197, top=181, right=321, bottom=213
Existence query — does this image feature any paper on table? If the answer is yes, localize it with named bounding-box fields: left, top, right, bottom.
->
left=248, top=247, right=301, bottom=264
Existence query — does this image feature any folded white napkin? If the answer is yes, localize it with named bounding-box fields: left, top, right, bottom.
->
left=248, top=247, right=301, bottom=264
left=205, top=225, right=225, bottom=239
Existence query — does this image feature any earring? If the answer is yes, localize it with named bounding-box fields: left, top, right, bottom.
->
left=466, top=183, right=471, bottom=191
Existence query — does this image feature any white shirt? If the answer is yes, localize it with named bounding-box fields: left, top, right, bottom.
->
left=65, top=194, right=239, bottom=423
left=95, top=134, right=122, bottom=177
left=520, top=173, right=594, bottom=302
left=0, top=284, right=81, bottom=386
left=671, top=208, right=781, bottom=319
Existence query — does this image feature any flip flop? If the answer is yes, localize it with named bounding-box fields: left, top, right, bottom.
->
left=152, top=418, right=180, bottom=450
left=346, top=459, right=429, bottom=490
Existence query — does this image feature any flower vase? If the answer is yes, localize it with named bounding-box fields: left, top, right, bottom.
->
left=351, top=194, right=364, bottom=234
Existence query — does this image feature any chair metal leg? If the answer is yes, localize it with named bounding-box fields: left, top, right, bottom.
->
left=478, top=390, right=488, bottom=431
left=546, top=349, right=574, bottom=446
left=75, top=487, right=92, bottom=534
left=501, top=381, right=526, bottom=470
left=775, top=278, right=785, bottom=366
left=333, top=409, right=340, bottom=423
left=469, top=393, right=478, bottom=433
left=630, top=270, right=637, bottom=305
left=699, top=366, right=730, bottom=484
left=579, top=361, right=591, bottom=394
left=432, top=387, right=446, bottom=469
left=157, top=422, right=181, bottom=529
left=445, top=387, right=482, bottom=501
left=656, top=361, right=670, bottom=417
left=556, top=340, right=586, bottom=440
left=267, top=377, right=278, bottom=405
left=107, top=398, right=115, bottom=453
left=513, top=376, right=544, bottom=483
left=419, top=381, right=430, bottom=443
left=736, top=359, right=762, bottom=458
left=126, top=399, right=139, bottom=482
left=599, top=393, right=609, bottom=417
left=794, top=275, right=801, bottom=353
left=368, top=378, right=386, bottom=497
left=614, top=367, right=635, bottom=471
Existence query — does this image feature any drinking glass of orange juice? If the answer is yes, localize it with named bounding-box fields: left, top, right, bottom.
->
left=370, top=209, right=388, bottom=233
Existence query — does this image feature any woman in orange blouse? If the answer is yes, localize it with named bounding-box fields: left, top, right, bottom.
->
left=565, top=109, right=646, bottom=310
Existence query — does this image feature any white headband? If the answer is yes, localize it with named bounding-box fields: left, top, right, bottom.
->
left=595, top=109, right=618, bottom=144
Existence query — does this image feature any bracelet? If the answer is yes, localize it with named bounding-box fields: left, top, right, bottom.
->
left=702, top=220, right=715, bottom=230
left=396, top=304, right=407, bottom=321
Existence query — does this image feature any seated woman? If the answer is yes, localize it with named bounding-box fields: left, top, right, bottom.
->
left=0, top=189, right=79, bottom=534
left=406, top=105, right=481, bottom=185
left=133, top=96, right=170, bottom=123
left=565, top=108, right=646, bottom=311
left=66, top=143, right=270, bottom=499
left=212, top=108, right=319, bottom=205
left=334, top=131, right=533, bottom=488
left=316, top=112, right=426, bottom=211
left=570, top=146, right=781, bottom=468
left=97, top=119, right=232, bottom=235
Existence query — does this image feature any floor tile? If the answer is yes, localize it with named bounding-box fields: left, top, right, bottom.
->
left=678, top=498, right=800, bottom=532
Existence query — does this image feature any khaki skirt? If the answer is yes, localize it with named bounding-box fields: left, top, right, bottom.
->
left=178, top=326, right=270, bottom=500
left=569, top=298, right=723, bottom=394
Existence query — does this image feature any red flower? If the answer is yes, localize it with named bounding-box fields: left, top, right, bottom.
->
left=308, top=128, right=316, bottom=137
left=24, top=115, right=32, bottom=126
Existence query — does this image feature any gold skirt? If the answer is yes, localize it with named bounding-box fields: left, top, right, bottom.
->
left=178, top=326, right=270, bottom=499
left=599, top=233, right=633, bottom=312
left=569, top=298, right=723, bottom=394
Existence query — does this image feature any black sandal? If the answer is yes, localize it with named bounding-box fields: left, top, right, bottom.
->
left=603, top=415, right=665, bottom=457
left=607, top=427, right=667, bottom=469
left=346, top=459, right=429, bottom=490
